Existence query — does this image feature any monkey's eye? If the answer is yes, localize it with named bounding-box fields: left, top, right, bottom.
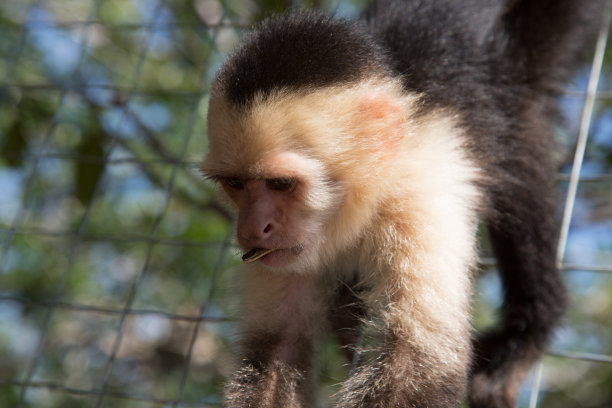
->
left=221, top=177, right=245, bottom=190
left=266, top=177, right=296, bottom=192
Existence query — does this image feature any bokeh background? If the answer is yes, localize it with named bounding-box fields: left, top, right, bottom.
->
left=0, top=0, right=611, bottom=407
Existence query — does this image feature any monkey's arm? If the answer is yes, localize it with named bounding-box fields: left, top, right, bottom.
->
left=224, top=270, right=326, bottom=408
left=337, top=204, right=476, bottom=407
left=335, top=123, right=480, bottom=406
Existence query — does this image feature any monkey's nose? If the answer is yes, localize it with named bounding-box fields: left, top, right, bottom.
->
left=238, top=217, right=276, bottom=243
left=253, top=222, right=274, bottom=241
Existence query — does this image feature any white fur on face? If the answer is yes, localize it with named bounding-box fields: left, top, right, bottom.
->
left=204, top=79, right=481, bottom=283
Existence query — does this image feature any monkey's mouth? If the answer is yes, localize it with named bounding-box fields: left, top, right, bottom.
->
left=241, top=245, right=304, bottom=264
left=242, top=248, right=276, bottom=264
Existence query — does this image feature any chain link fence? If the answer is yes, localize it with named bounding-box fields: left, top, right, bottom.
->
left=0, top=1, right=611, bottom=407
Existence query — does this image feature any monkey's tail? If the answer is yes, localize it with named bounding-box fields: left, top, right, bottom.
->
left=494, top=0, right=606, bottom=90
left=470, top=1, right=607, bottom=407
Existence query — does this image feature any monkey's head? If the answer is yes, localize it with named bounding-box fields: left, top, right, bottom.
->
left=202, top=13, right=411, bottom=273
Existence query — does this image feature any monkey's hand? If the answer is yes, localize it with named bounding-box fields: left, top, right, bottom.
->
left=335, top=336, right=466, bottom=408
left=224, top=360, right=306, bottom=408
left=223, top=270, right=325, bottom=408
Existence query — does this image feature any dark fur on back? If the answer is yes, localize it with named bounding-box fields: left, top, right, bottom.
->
left=365, top=0, right=600, bottom=105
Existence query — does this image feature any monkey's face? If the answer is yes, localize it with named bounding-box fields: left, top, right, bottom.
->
left=203, top=82, right=409, bottom=272
left=213, top=151, right=344, bottom=272
left=220, top=176, right=311, bottom=268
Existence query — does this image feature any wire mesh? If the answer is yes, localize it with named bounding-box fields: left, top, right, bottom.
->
left=0, top=1, right=611, bottom=407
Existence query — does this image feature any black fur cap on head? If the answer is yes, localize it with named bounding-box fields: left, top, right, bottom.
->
left=214, top=12, right=392, bottom=107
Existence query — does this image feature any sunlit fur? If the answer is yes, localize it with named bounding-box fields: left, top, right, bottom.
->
left=204, top=78, right=482, bottom=404
left=205, top=79, right=480, bottom=274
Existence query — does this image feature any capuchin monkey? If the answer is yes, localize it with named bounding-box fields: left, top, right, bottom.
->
left=201, top=0, right=604, bottom=407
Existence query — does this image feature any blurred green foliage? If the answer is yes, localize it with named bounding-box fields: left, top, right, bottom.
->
left=0, top=1, right=610, bottom=407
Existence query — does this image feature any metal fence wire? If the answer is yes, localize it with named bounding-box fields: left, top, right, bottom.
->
left=0, top=1, right=611, bottom=407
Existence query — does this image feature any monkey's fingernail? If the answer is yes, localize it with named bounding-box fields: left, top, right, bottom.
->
left=242, top=248, right=275, bottom=263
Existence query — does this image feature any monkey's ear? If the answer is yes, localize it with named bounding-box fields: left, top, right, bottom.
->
left=355, top=95, right=406, bottom=155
